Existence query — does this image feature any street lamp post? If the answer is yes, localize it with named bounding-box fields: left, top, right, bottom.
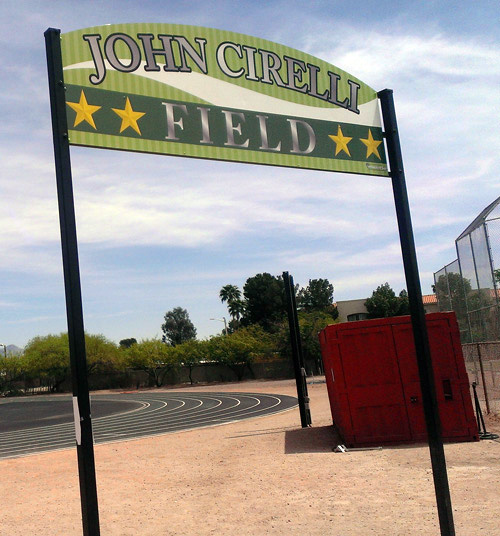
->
left=210, top=317, right=228, bottom=335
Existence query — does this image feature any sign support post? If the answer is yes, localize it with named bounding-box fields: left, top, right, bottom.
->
left=378, top=89, right=455, bottom=536
left=45, top=28, right=100, bottom=536
left=283, top=272, right=312, bottom=428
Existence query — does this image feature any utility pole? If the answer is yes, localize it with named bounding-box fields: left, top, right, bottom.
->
left=210, top=317, right=228, bottom=335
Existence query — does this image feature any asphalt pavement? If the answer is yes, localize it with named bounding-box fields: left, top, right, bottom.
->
left=0, top=391, right=297, bottom=459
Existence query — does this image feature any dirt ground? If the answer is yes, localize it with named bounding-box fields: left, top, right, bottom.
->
left=1, top=379, right=499, bottom=536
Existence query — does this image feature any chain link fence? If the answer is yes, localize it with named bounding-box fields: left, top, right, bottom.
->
left=463, top=342, right=500, bottom=414
left=434, top=197, right=500, bottom=343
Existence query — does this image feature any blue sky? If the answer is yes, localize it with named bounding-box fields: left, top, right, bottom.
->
left=1, top=1, right=499, bottom=348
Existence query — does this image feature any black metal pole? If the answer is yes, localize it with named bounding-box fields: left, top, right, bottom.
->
left=472, top=382, right=487, bottom=435
left=289, top=275, right=312, bottom=425
left=45, top=28, right=100, bottom=536
left=476, top=344, right=491, bottom=415
left=283, top=272, right=311, bottom=427
left=378, top=89, right=455, bottom=536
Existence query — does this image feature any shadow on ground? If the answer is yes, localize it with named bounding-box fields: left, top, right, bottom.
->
left=284, top=425, right=341, bottom=454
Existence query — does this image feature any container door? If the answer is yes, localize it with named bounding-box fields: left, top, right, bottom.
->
left=427, top=318, right=472, bottom=438
left=391, top=322, right=427, bottom=440
left=319, top=329, right=341, bottom=428
left=338, top=324, right=411, bottom=445
left=393, top=317, right=471, bottom=440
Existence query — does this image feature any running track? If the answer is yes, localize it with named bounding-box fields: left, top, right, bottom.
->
left=0, top=392, right=297, bottom=459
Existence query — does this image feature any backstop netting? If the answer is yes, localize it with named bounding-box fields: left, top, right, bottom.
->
left=434, top=197, right=500, bottom=343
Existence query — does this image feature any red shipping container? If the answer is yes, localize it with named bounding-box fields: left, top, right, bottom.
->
left=318, top=312, right=478, bottom=447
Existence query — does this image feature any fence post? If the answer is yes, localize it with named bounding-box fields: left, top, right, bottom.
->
left=477, top=343, right=491, bottom=414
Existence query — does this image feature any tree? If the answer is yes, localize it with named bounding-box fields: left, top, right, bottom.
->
left=398, top=289, right=410, bottom=316
left=434, top=272, right=476, bottom=316
left=174, top=339, right=204, bottom=385
left=0, top=355, right=26, bottom=396
left=298, top=310, right=337, bottom=373
left=125, top=338, right=177, bottom=387
left=23, top=333, right=70, bottom=392
left=23, top=333, right=121, bottom=391
left=298, top=278, right=333, bottom=310
left=119, top=338, right=137, bottom=348
left=277, top=310, right=336, bottom=375
left=232, top=324, right=277, bottom=360
left=219, top=284, right=245, bottom=323
left=241, top=273, right=285, bottom=331
left=85, top=334, right=120, bottom=375
left=161, top=307, right=197, bottom=346
left=364, top=283, right=410, bottom=318
left=433, top=272, right=484, bottom=341
left=207, top=333, right=257, bottom=381
left=297, top=278, right=339, bottom=319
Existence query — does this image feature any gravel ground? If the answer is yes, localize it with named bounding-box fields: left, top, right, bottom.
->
left=1, top=378, right=499, bottom=535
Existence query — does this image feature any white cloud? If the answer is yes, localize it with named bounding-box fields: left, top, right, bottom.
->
left=0, top=300, right=18, bottom=308
left=334, top=271, right=408, bottom=297
left=285, top=241, right=404, bottom=270
left=308, top=28, right=500, bottom=160
left=308, top=30, right=500, bottom=86
left=2, top=314, right=64, bottom=325
left=1, top=6, right=499, bottom=346
left=14, top=155, right=393, bottom=251
left=3, top=25, right=496, bottom=264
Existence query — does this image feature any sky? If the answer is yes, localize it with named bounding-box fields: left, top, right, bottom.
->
left=1, top=1, right=499, bottom=348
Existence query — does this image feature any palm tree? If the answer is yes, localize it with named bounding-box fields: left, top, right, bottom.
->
left=219, top=284, right=240, bottom=305
left=227, top=298, right=245, bottom=321
left=219, top=284, right=245, bottom=322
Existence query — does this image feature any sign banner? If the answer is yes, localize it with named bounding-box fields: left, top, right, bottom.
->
left=61, top=24, right=388, bottom=176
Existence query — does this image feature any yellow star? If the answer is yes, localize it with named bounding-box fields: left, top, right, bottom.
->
left=66, top=90, right=101, bottom=129
left=112, top=97, right=146, bottom=135
left=360, top=129, right=383, bottom=159
left=328, top=125, right=352, bottom=157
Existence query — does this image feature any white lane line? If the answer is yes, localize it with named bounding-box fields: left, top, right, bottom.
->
left=110, top=395, right=235, bottom=425
left=99, top=394, right=265, bottom=435
left=0, top=394, right=276, bottom=441
left=0, top=399, right=150, bottom=438
left=92, top=397, right=298, bottom=448
left=89, top=394, right=262, bottom=438
left=0, top=428, right=74, bottom=447
left=91, top=400, right=150, bottom=422
left=0, top=435, right=75, bottom=454
left=0, top=393, right=297, bottom=459
left=198, top=394, right=285, bottom=423
left=92, top=401, right=220, bottom=435
left=91, top=398, right=192, bottom=433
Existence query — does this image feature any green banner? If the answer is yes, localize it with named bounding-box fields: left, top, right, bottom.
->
left=61, top=24, right=388, bottom=177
